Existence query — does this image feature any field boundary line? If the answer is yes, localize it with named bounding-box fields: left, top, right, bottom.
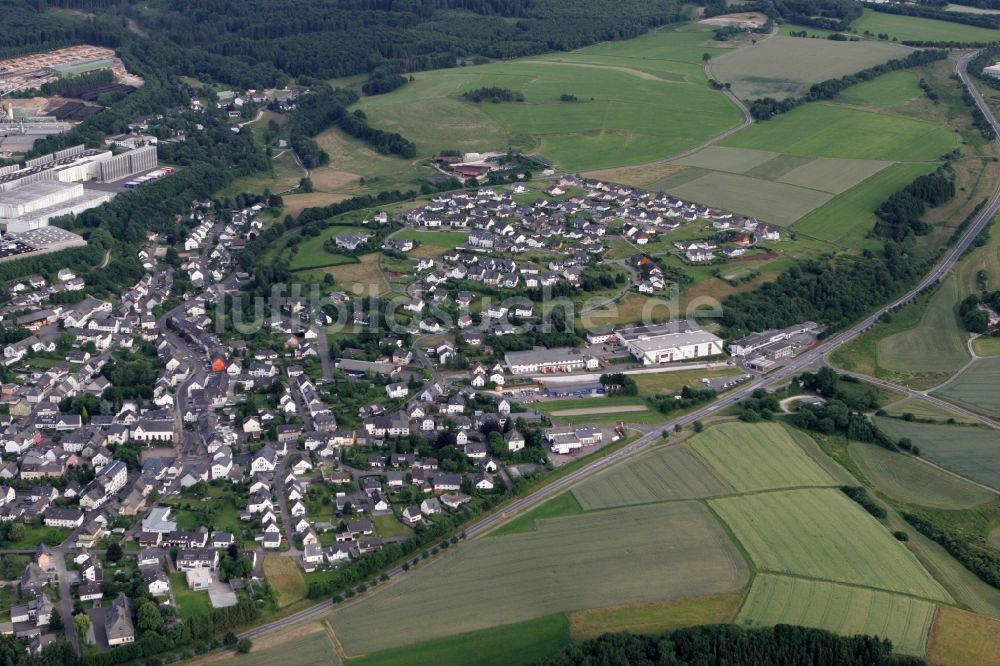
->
left=748, top=569, right=953, bottom=605
left=323, top=618, right=349, bottom=663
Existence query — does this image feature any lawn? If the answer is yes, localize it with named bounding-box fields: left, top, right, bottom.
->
left=851, top=8, right=1000, bottom=43
left=792, top=163, right=932, bottom=246
left=289, top=224, right=367, bottom=271
left=632, top=367, right=743, bottom=397
left=538, top=395, right=648, bottom=415
left=572, top=444, right=733, bottom=511
left=568, top=593, right=744, bottom=642
left=710, top=488, right=951, bottom=601
left=934, top=356, right=1000, bottom=419
left=737, top=573, right=936, bottom=657
left=4, top=526, right=69, bottom=549
left=355, top=24, right=742, bottom=171
left=973, top=336, right=1000, bottom=356
left=298, top=252, right=389, bottom=296
left=328, top=502, right=749, bottom=655
left=711, top=35, right=910, bottom=100
left=490, top=492, right=583, bottom=537
left=371, top=514, right=413, bottom=539
left=877, top=275, right=970, bottom=376
left=263, top=556, right=307, bottom=608
left=170, top=572, right=213, bottom=620
left=926, top=606, right=1000, bottom=666
left=721, top=103, right=956, bottom=161
left=691, top=422, right=837, bottom=492
left=852, top=441, right=994, bottom=511
left=391, top=229, right=469, bottom=248
left=348, top=614, right=571, bottom=666
left=882, top=397, right=980, bottom=424
left=873, top=417, right=1000, bottom=491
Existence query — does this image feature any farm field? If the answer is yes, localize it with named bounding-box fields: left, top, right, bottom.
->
left=353, top=25, right=742, bottom=171
left=935, top=357, right=1000, bottom=418
left=299, top=253, right=389, bottom=296
left=214, top=625, right=341, bottom=666
left=836, top=69, right=923, bottom=108
left=690, top=422, right=836, bottom=492
left=737, top=573, right=936, bottom=657
left=490, top=492, right=583, bottom=536
left=793, top=163, right=934, bottom=246
left=882, top=397, right=980, bottom=424
left=327, top=502, right=749, bottom=655
left=851, top=8, right=1000, bottom=43
left=568, top=593, right=744, bottom=642
left=347, top=615, right=571, bottom=666
left=926, top=606, right=1000, bottom=666
left=877, top=275, right=970, bottom=376
left=873, top=417, right=1000, bottom=491
left=263, top=556, right=307, bottom=608
left=720, top=103, right=956, bottom=161
left=849, top=441, right=995, bottom=509
left=571, top=444, right=733, bottom=510
left=709, top=487, right=952, bottom=600
left=710, top=35, right=909, bottom=100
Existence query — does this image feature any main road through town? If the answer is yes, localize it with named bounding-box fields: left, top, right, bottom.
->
left=240, top=50, right=1000, bottom=641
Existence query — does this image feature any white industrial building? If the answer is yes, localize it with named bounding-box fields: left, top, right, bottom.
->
left=728, top=322, right=818, bottom=357
left=620, top=324, right=724, bottom=365
left=0, top=144, right=156, bottom=232
left=984, top=62, right=1000, bottom=79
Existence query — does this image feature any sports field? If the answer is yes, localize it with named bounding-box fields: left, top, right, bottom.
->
left=849, top=441, right=994, bottom=509
left=327, top=502, right=749, bottom=655
left=691, top=422, right=837, bottom=492
left=710, top=488, right=952, bottom=600
left=571, top=444, right=733, bottom=510
left=793, top=163, right=935, bottom=245
left=851, top=8, right=1000, bottom=43
left=711, top=35, right=909, bottom=100
left=353, top=25, right=741, bottom=171
left=873, top=417, right=1000, bottom=491
left=721, top=103, right=956, bottom=161
left=926, top=606, right=1000, bottom=666
left=737, top=573, right=936, bottom=656
left=877, top=275, right=970, bottom=375
left=935, top=356, right=1000, bottom=419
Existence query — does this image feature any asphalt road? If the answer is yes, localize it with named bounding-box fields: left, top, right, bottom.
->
left=239, top=50, right=1000, bottom=641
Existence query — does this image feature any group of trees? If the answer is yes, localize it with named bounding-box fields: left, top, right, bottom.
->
left=648, top=384, right=716, bottom=415
left=462, top=86, right=525, bottom=103
left=873, top=169, right=955, bottom=241
left=599, top=373, right=638, bottom=396
left=772, top=0, right=862, bottom=31
left=870, top=0, right=1000, bottom=31
left=959, top=290, right=1000, bottom=333
left=721, top=243, right=925, bottom=337
left=903, top=512, right=1000, bottom=591
left=747, top=49, right=946, bottom=120
left=840, top=485, right=888, bottom=519
left=362, top=65, right=409, bottom=96
left=540, top=624, right=917, bottom=666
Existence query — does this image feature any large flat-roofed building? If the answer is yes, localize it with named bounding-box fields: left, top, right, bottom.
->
left=618, top=322, right=724, bottom=365
left=728, top=322, right=817, bottom=357
left=504, top=346, right=600, bottom=375
left=0, top=181, right=113, bottom=233
left=984, top=62, right=1000, bottom=79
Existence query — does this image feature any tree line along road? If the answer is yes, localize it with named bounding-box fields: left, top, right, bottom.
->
left=239, top=49, right=1000, bottom=642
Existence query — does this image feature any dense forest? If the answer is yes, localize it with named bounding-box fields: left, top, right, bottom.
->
left=720, top=243, right=925, bottom=337
left=873, top=169, right=955, bottom=241
left=539, top=624, right=923, bottom=666
left=99, top=0, right=691, bottom=86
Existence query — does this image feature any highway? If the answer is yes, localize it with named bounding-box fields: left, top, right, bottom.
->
left=239, top=50, right=1000, bottom=641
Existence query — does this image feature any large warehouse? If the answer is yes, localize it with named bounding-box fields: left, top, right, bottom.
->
left=504, top=347, right=600, bottom=375
left=618, top=322, right=724, bottom=365
left=0, top=181, right=113, bottom=233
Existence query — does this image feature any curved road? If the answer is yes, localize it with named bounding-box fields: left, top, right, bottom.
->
left=239, top=50, right=1000, bottom=642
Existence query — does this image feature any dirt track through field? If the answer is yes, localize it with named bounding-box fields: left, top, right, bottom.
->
left=550, top=405, right=649, bottom=416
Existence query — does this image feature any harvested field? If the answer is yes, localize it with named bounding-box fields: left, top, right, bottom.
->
left=850, top=442, right=994, bottom=509
left=569, top=593, right=744, bottom=642
left=873, top=417, right=1000, bottom=491
left=691, top=422, right=836, bottom=492
left=737, top=573, right=935, bottom=656
left=711, top=35, right=909, bottom=100
left=572, top=444, right=733, bottom=510
left=672, top=146, right=778, bottom=173
left=927, top=606, right=1000, bottom=666
left=200, top=624, right=339, bottom=666
left=935, top=357, right=1000, bottom=419
left=328, top=502, right=749, bottom=655
left=775, top=156, right=888, bottom=194
left=710, top=488, right=952, bottom=600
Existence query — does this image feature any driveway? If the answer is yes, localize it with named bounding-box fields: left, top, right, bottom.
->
left=207, top=578, right=238, bottom=609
